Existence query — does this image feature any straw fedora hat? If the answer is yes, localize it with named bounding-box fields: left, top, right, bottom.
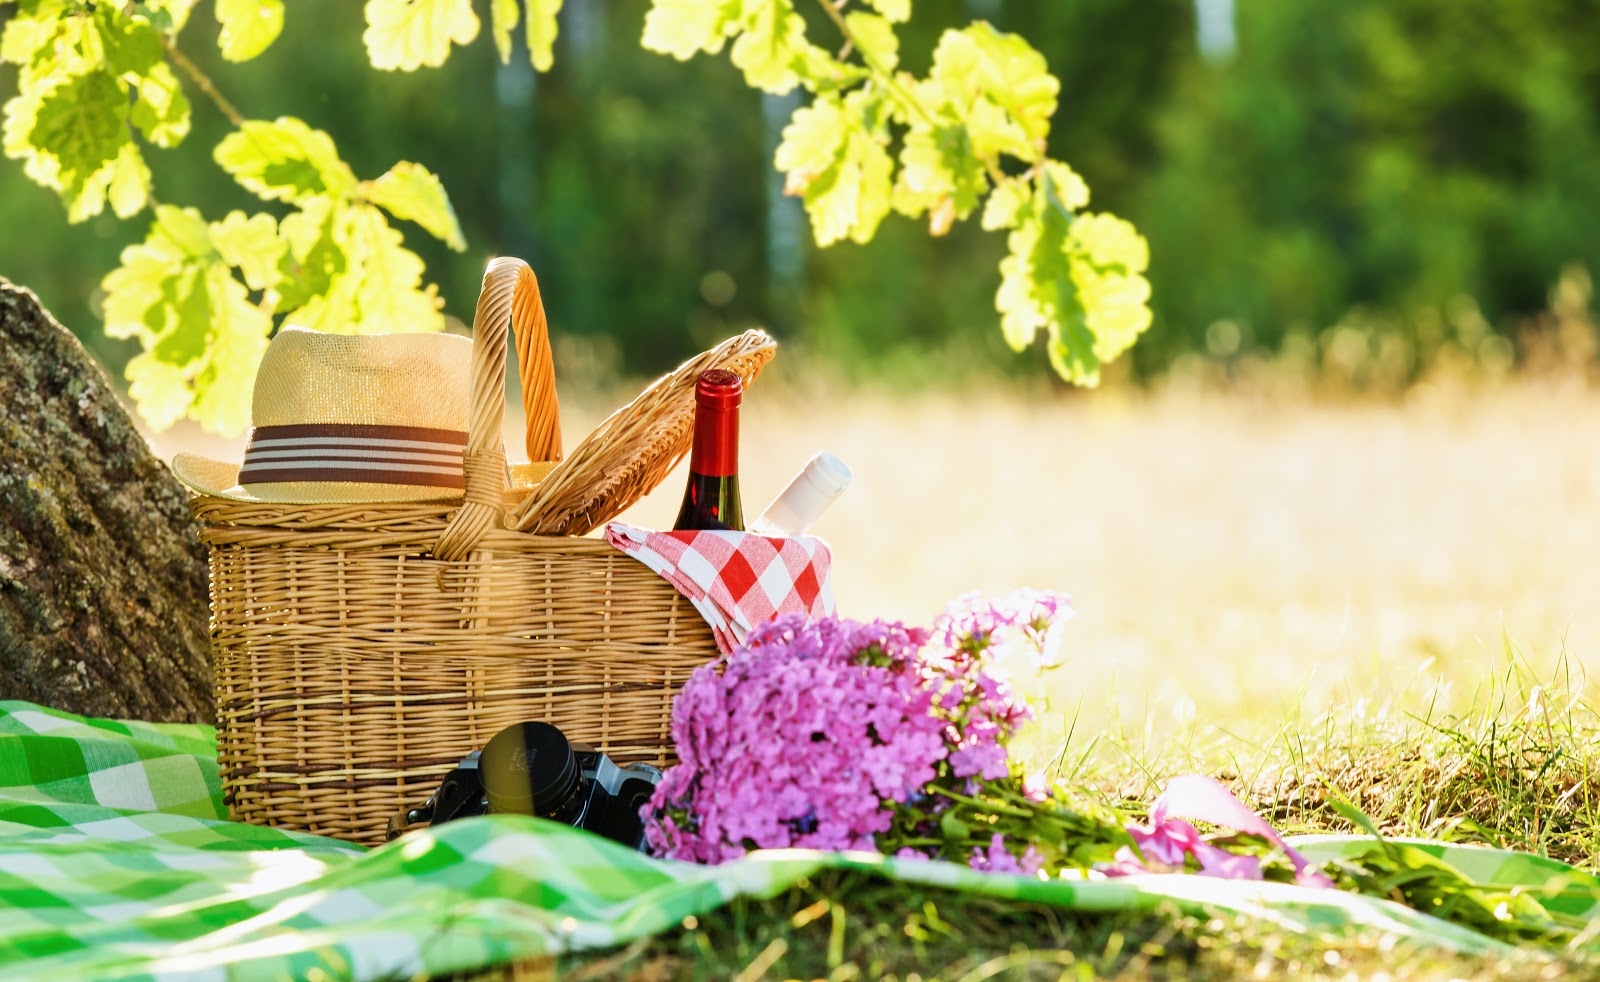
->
left=172, top=327, right=478, bottom=504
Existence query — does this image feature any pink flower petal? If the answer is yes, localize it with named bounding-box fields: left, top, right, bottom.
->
left=1153, top=774, right=1332, bottom=889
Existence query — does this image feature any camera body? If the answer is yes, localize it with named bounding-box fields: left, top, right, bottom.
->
left=390, top=721, right=662, bottom=851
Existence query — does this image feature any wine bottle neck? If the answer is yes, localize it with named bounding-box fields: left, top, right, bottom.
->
left=689, top=404, right=740, bottom=477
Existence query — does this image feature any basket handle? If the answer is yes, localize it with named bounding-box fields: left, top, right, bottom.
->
left=433, top=257, right=562, bottom=561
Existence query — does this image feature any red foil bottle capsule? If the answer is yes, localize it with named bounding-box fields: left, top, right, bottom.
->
left=673, top=369, right=745, bottom=531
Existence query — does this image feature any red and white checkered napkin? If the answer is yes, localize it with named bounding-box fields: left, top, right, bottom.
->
left=603, top=522, right=836, bottom=654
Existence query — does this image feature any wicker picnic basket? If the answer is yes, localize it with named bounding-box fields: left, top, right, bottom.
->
left=193, top=257, right=775, bottom=846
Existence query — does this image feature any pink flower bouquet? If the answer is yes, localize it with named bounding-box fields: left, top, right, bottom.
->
left=637, top=591, right=1600, bottom=953
left=646, top=591, right=1143, bottom=873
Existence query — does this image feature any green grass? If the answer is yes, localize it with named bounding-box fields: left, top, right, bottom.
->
left=550, top=876, right=1512, bottom=980
left=489, top=644, right=1600, bottom=981
left=1141, top=642, right=1600, bottom=870
left=543, top=872, right=1592, bottom=981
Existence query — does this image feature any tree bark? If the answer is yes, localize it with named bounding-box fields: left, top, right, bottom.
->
left=0, top=279, right=212, bottom=723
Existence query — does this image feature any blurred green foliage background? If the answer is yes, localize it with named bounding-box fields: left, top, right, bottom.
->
left=1, top=0, right=1597, bottom=384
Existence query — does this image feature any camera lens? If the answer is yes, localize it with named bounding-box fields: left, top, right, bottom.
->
left=480, top=721, right=580, bottom=817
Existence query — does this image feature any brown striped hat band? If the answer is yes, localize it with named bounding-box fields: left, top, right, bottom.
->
left=236, top=423, right=469, bottom=490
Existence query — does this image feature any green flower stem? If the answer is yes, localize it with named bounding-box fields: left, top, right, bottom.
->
left=937, top=789, right=1035, bottom=818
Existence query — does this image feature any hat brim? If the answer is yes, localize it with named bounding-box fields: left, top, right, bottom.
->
left=172, top=453, right=559, bottom=505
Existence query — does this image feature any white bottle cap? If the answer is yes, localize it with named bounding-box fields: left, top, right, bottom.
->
left=752, top=451, right=853, bottom=537
left=800, top=451, right=852, bottom=499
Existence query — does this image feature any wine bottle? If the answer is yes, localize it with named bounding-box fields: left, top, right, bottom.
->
left=673, top=369, right=745, bottom=531
left=750, top=451, right=852, bottom=537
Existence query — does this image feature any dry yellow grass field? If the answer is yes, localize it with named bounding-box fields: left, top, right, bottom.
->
left=148, top=370, right=1600, bottom=755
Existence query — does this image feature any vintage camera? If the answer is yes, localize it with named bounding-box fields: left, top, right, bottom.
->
left=387, top=721, right=662, bottom=851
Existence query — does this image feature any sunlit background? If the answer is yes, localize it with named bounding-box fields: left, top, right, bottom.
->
left=7, top=0, right=1600, bottom=752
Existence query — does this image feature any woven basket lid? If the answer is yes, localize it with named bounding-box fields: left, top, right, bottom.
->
left=507, top=329, right=777, bottom=536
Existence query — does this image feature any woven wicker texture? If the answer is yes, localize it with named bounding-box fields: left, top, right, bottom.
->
left=198, top=505, right=715, bottom=845
left=434, top=258, right=562, bottom=563
left=508, top=329, right=776, bottom=536
left=193, top=258, right=759, bottom=846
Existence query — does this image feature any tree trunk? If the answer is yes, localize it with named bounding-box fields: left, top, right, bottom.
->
left=0, top=279, right=212, bottom=723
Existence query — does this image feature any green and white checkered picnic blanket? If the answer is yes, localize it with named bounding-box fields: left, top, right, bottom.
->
left=0, top=699, right=1595, bottom=981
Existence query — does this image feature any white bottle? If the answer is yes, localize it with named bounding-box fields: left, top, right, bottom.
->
left=750, top=451, right=853, bottom=537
